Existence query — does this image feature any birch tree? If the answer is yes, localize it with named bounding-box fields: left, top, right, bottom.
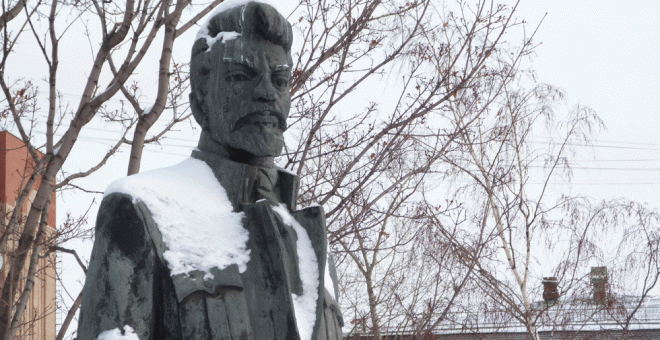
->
left=441, top=58, right=659, bottom=338
left=288, top=0, right=659, bottom=337
left=443, top=79, right=599, bottom=339
left=283, top=0, right=535, bottom=337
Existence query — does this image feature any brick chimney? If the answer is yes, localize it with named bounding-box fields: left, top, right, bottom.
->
left=542, top=277, right=559, bottom=304
left=591, top=266, right=608, bottom=305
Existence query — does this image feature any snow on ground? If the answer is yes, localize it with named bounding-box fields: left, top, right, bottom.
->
left=273, top=204, right=319, bottom=340
left=96, top=325, right=139, bottom=340
left=106, top=158, right=250, bottom=279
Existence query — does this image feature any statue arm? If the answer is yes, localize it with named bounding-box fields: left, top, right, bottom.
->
left=77, top=193, right=158, bottom=340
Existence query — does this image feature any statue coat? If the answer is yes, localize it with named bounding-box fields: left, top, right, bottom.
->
left=77, top=152, right=343, bottom=339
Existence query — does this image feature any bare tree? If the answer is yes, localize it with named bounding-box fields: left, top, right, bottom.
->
left=0, top=0, right=223, bottom=338
left=439, top=48, right=660, bottom=338
left=286, top=0, right=659, bottom=338
left=281, top=0, right=544, bottom=338
left=442, top=79, right=598, bottom=338
left=572, top=199, right=660, bottom=338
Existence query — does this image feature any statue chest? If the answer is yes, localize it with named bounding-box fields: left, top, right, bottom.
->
left=160, top=201, right=326, bottom=339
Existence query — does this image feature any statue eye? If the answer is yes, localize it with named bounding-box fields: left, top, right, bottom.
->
left=273, top=76, right=288, bottom=88
left=226, top=73, right=251, bottom=82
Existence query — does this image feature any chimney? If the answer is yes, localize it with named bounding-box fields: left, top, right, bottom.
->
left=542, top=277, right=559, bottom=304
left=591, top=266, right=608, bottom=305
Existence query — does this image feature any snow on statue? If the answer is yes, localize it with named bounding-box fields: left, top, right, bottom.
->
left=77, top=1, right=344, bottom=339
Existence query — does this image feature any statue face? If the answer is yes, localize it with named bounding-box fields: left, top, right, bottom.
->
left=203, top=37, right=291, bottom=158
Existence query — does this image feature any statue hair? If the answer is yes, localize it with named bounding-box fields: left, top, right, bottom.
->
left=190, top=2, right=293, bottom=129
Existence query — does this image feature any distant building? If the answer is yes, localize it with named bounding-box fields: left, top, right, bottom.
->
left=0, top=131, right=56, bottom=339
left=345, top=269, right=660, bottom=339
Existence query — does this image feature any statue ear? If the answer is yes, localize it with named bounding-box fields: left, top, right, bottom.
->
left=190, top=92, right=208, bottom=130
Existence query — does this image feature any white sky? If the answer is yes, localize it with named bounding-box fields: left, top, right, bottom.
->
left=506, top=0, right=660, bottom=208
left=30, top=0, right=658, bottom=336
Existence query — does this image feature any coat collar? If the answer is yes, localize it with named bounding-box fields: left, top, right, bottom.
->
left=191, top=149, right=300, bottom=211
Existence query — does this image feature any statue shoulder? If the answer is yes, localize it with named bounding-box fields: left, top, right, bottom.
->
left=102, top=157, right=236, bottom=227
left=101, top=157, right=250, bottom=280
left=94, top=192, right=152, bottom=261
left=97, top=158, right=228, bottom=261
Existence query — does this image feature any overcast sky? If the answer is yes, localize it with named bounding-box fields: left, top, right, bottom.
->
left=505, top=0, right=660, bottom=208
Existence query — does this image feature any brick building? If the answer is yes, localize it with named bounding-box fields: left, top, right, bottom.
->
left=0, top=130, right=57, bottom=339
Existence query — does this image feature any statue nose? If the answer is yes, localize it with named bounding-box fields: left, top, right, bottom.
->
left=254, top=75, right=277, bottom=102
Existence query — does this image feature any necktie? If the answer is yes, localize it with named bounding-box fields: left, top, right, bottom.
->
left=241, top=165, right=279, bottom=205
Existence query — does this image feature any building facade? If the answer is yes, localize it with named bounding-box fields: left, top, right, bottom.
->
left=0, top=131, right=56, bottom=339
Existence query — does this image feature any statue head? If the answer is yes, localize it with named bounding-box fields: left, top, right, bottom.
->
left=190, top=1, right=293, bottom=162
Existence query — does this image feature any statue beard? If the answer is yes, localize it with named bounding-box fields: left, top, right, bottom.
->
left=215, top=120, right=284, bottom=158
left=202, top=97, right=287, bottom=158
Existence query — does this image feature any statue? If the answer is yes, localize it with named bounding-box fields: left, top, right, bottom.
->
left=77, top=2, right=344, bottom=339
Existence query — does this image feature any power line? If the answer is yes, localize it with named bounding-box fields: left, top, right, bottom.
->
left=534, top=136, right=660, bottom=147
left=58, top=136, right=660, bottom=171
left=21, top=127, right=660, bottom=172
left=571, top=159, right=660, bottom=162
left=556, top=166, right=659, bottom=172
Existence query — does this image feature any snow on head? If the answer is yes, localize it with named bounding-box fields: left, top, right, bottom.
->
left=96, top=325, right=140, bottom=340
left=199, top=31, right=241, bottom=52
left=204, top=0, right=282, bottom=23
left=272, top=204, right=319, bottom=340
left=106, top=158, right=249, bottom=279
left=195, top=0, right=283, bottom=47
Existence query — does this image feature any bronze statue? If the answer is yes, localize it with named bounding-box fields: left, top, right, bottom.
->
left=77, top=2, right=343, bottom=339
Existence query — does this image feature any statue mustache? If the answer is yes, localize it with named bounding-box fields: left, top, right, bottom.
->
left=233, top=110, right=287, bottom=132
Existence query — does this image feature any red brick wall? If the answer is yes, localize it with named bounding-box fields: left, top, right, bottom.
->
left=0, top=131, right=56, bottom=227
left=0, top=131, right=57, bottom=340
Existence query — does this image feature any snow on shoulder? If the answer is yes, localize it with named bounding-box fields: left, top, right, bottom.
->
left=96, top=325, right=139, bottom=340
left=324, top=255, right=336, bottom=300
left=105, top=158, right=249, bottom=279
